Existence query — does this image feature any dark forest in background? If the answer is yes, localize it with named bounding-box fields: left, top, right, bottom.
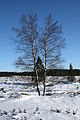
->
left=0, top=69, right=80, bottom=77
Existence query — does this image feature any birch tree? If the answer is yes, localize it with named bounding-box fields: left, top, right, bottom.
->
left=42, top=14, right=65, bottom=95
left=12, top=13, right=40, bottom=95
left=12, top=13, right=65, bottom=96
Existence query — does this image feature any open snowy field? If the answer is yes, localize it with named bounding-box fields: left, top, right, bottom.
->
left=0, top=76, right=80, bottom=120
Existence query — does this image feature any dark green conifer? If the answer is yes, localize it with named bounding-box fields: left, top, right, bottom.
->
left=36, top=56, right=44, bottom=82
left=67, top=63, right=75, bottom=82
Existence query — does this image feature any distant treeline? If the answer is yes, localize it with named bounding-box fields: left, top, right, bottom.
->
left=0, top=69, right=80, bottom=77
left=0, top=72, right=33, bottom=77
left=47, top=69, right=80, bottom=76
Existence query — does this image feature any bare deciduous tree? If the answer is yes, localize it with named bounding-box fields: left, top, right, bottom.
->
left=12, top=13, right=40, bottom=95
left=13, top=13, right=65, bottom=96
left=42, top=14, right=65, bottom=95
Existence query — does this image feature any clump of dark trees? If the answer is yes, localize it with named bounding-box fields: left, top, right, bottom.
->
left=0, top=68, right=80, bottom=77
left=12, top=13, right=66, bottom=95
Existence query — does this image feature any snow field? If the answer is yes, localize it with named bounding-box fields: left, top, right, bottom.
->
left=0, top=76, right=80, bottom=120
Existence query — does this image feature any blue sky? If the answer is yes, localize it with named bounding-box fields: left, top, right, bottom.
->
left=0, top=0, right=80, bottom=71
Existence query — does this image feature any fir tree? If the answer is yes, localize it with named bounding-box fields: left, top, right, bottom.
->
left=33, top=56, right=45, bottom=83
left=70, top=63, right=73, bottom=70
left=36, top=56, right=45, bottom=82
left=36, top=56, right=44, bottom=73
left=67, top=63, right=75, bottom=82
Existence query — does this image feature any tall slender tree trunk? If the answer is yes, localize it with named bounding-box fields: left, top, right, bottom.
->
left=43, top=66, right=46, bottom=96
left=32, top=40, right=40, bottom=96
left=35, top=65, right=40, bottom=96
left=43, top=39, right=46, bottom=96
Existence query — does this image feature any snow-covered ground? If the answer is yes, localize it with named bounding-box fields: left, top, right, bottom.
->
left=0, top=76, right=80, bottom=120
